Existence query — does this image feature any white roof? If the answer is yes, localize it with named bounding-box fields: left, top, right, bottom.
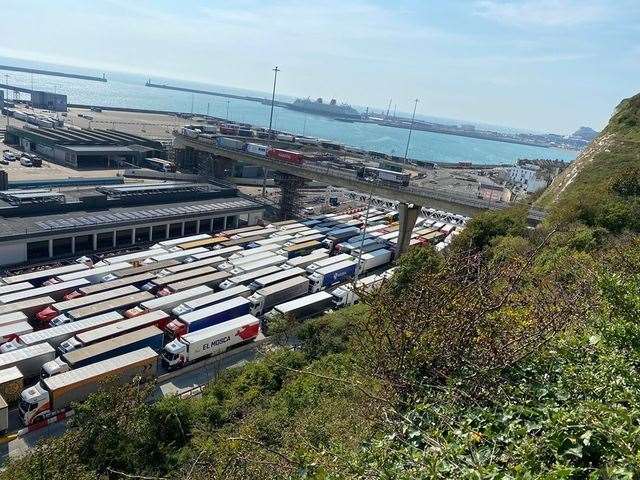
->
left=231, top=244, right=281, bottom=257
left=0, top=343, right=55, bottom=368
left=0, top=311, right=28, bottom=327
left=165, top=257, right=226, bottom=274
left=1, top=263, right=88, bottom=285
left=254, top=236, right=294, bottom=247
left=227, top=266, right=283, bottom=284
left=0, top=365, right=23, bottom=383
left=285, top=250, right=329, bottom=267
left=44, top=347, right=157, bottom=391
left=315, top=260, right=357, bottom=275
left=0, top=321, right=32, bottom=338
left=18, top=311, right=123, bottom=346
left=180, top=297, right=250, bottom=323
left=0, top=296, right=55, bottom=315
left=157, top=234, right=211, bottom=248
left=57, top=263, right=131, bottom=282
left=141, top=285, right=212, bottom=309
left=182, top=314, right=259, bottom=344
left=275, top=291, right=333, bottom=313
left=360, top=249, right=391, bottom=260
left=253, top=267, right=305, bottom=286
left=234, top=255, right=287, bottom=272
left=0, top=282, right=34, bottom=296
left=52, top=285, right=139, bottom=311
left=183, top=285, right=251, bottom=309
left=226, top=251, right=277, bottom=267
left=256, top=276, right=308, bottom=295
left=308, top=253, right=353, bottom=269
left=76, top=311, right=167, bottom=344
left=150, top=247, right=208, bottom=262
left=103, top=249, right=160, bottom=264
left=0, top=278, right=91, bottom=304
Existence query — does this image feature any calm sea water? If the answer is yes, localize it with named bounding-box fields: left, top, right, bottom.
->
left=0, top=56, right=577, bottom=165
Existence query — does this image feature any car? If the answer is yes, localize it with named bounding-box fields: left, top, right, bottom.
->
left=20, top=157, right=33, bottom=167
left=2, top=151, right=15, bottom=161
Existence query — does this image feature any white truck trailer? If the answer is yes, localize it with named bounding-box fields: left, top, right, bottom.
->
left=0, top=278, right=90, bottom=304
left=265, top=291, right=334, bottom=323
left=0, top=281, right=34, bottom=296
left=0, top=322, right=33, bottom=345
left=219, top=265, right=283, bottom=290
left=0, top=311, right=124, bottom=353
left=248, top=267, right=306, bottom=291
left=0, top=366, right=24, bottom=404
left=0, top=263, right=88, bottom=287
left=229, top=255, right=288, bottom=276
left=124, top=285, right=213, bottom=318
left=0, top=296, right=55, bottom=318
left=19, top=347, right=158, bottom=425
left=157, top=271, right=231, bottom=296
left=248, top=276, right=310, bottom=316
left=172, top=285, right=252, bottom=316
left=331, top=273, right=385, bottom=307
left=281, top=249, right=329, bottom=270
left=162, top=314, right=260, bottom=369
left=59, top=291, right=155, bottom=323
left=0, top=312, right=29, bottom=328
left=218, top=251, right=277, bottom=271
left=184, top=245, right=243, bottom=262
left=305, top=253, right=354, bottom=273
left=0, top=343, right=56, bottom=378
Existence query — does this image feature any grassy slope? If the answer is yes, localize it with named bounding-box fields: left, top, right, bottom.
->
left=537, top=92, right=640, bottom=209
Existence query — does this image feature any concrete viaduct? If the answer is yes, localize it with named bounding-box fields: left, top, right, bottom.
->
left=172, top=133, right=519, bottom=256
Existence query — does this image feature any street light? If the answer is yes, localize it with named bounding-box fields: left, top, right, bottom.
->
left=403, top=98, right=419, bottom=164
left=263, top=66, right=280, bottom=197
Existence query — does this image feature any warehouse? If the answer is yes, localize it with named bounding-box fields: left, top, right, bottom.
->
left=4, top=125, right=163, bottom=168
left=0, top=182, right=264, bottom=266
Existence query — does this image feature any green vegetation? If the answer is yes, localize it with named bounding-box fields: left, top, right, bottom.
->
left=4, top=92, right=640, bottom=479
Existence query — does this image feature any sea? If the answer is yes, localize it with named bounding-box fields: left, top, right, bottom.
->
left=0, top=56, right=577, bottom=166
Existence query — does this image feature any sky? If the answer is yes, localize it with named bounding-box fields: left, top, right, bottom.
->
left=0, top=0, right=638, bottom=133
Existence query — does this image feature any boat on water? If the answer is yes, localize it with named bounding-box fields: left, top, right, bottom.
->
left=286, top=98, right=360, bottom=119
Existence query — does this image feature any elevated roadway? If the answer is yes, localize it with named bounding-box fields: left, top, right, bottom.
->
left=173, top=133, right=507, bottom=217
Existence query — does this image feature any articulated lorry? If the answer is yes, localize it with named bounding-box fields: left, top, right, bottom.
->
left=162, top=314, right=260, bottom=369
left=46, top=263, right=131, bottom=285
left=0, top=322, right=33, bottom=345
left=0, top=311, right=124, bottom=353
left=184, top=245, right=242, bottom=262
left=63, top=272, right=156, bottom=301
left=276, top=240, right=321, bottom=259
left=165, top=297, right=251, bottom=339
left=0, top=278, right=90, bottom=304
left=156, top=256, right=226, bottom=276
left=331, top=273, right=386, bottom=307
left=248, top=267, right=306, bottom=292
left=125, top=285, right=213, bottom=318
left=218, top=250, right=277, bottom=272
left=141, top=266, right=216, bottom=292
left=36, top=285, right=139, bottom=325
left=41, top=326, right=164, bottom=378
left=0, top=263, right=88, bottom=287
left=0, top=312, right=28, bottom=328
left=228, top=244, right=281, bottom=258
left=172, top=285, right=252, bottom=316
left=247, top=235, right=294, bottom=249
left=308, top=261, right=358, bottom=293
left=321, top=227, right=361, bottom=251
left=143, top=247, right=208, bottom=264
left=58, top=310, right=170, bottom=354
left=19, top=347, right=158, bottom=425
left=281, top=250, right=329, bottom=270
left=98, top=259, right=180, bottom=283
left=305, top=253, right=354, bottom=273
left=0, top=281, right=34, bottom=296
left=0, top=366, right=24, bottom=404
left=219, top=265, right=283, bottom=290
left=0, top=296, right=56, bottom=318
left=228, top=255, right=288, bottom=276
left=248, top=276, right=310, bottom=316
left=153, top=233, right=211, bottom=250
left=265, top=291, right=334, bottom=323
left=56, top=291, right=155, bottom=324
left=157, top=271, right=230, bottom=297
left=0, top=343, right=56, bottom=378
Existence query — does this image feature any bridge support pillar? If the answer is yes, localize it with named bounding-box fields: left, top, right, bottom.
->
left=396, top=202, right=422, bottom=259
left=273, top=172, right=306, bottom=220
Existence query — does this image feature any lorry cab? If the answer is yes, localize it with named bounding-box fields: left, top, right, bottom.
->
left=161, top=339, right=186, bottom=369
left=164, top=319, right=187, bottom=339
left=19, top=382, right=49, bottom=425
left=247, top=293, right=264, bottom=316
left=0, top=339, right=21, bottom=353
left=41, top=358, right=69, bottom=378
left=58, top=337, right=82, bottom=354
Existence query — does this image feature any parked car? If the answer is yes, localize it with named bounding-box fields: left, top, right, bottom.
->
left=2, top=151, right=16, bottom=161
left=20, top=157, right=33, bottom=167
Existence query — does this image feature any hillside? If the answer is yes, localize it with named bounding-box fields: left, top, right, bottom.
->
left=537, top=92, right=640, bottom=210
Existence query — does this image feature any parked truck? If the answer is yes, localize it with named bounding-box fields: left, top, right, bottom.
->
left=99, top=259, right=180, bottom=283
left=55, top=291, right=154, bottom=324
left=0, top=296, right=56, bottom=318
left=162, top=314, right=260, bottom=369
left=157, top=271, right=231, bottom=297
left=46, top=263, right=131, bottom=285
left=0, top=263, right=88, bottom=287
left=352, top=249, right=393, bottom=274
left=0, top=311, right=124, bottom=353
left=165, top=297, right=251, bottom=339
left=0, top=343, right=56, bottom=378
left=276, top=240, right=321, bottom=259
left=308, top=260, right=358, bottom=293
left=141, top=266, right=216, bottom=292
left=247, top=267, right=306, bottom=292
left=248, top=276, right=310, bottom=316
left=248, top=235, right=294, bottom=248
left=63, top=272, right=156, bottom=301
left=143, top=247, right=208, bottom=264
left=184, top=245, right=243, bottom=262
left=0, top=278, right=90, bottom=304
left=321, top=227, right=361, bottom=251
left=0, top=281, right=34, bottom=296
left=36, top=285, right=140, bottom=325
left=229, top=255, right=288, bottom=276
left=218, top=251, right=277, bottom=271
left=265, top=291, right=334, bottom=323
left=331, top=273, right=385, bottom=307
left=305, top=253, right=354, bottom=273
left=41, top=326, right=164, bottom=378
left=172, top=285, right=252, bottom=316
left=19, top=347, right=158, bottom=425
left=58, top=310, right=170, bottom=354
left=156, top=256, right=226, bottom=276
left=0, top=312, right=28, bottom=328
left=218, top=265, right=283, bottom=290
left=0, top=322, right=33, bottom=345
left=228, top=244, right=280, bottom=259
left=124, top=285, right=213, bottom=318
left=281, top=249, right=329, bottom=270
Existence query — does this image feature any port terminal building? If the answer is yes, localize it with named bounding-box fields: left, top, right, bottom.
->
left=0, top=182, right=265, bottom=266
left=4, top=125, right=164, bottom=168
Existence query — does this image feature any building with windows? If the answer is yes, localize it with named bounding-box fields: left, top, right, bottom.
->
left=0, top=181, right=264, bottom=266
left=478, top=183, right=512, bottom=203
left=507, top=164, right=549, bottom=193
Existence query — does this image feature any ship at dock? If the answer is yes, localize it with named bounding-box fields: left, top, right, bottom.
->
left=286, top=97, right=360, bottom=119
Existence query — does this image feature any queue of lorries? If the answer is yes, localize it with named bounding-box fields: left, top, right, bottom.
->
left=0, top=208, right=463, bottom=430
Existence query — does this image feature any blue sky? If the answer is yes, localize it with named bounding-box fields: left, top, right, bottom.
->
left=1, top=0, right=638, bottom=133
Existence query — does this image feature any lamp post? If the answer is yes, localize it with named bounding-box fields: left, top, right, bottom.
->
left=403, top=98, right=419, bottom=164
left=263, top=66, right=280, bottom=197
